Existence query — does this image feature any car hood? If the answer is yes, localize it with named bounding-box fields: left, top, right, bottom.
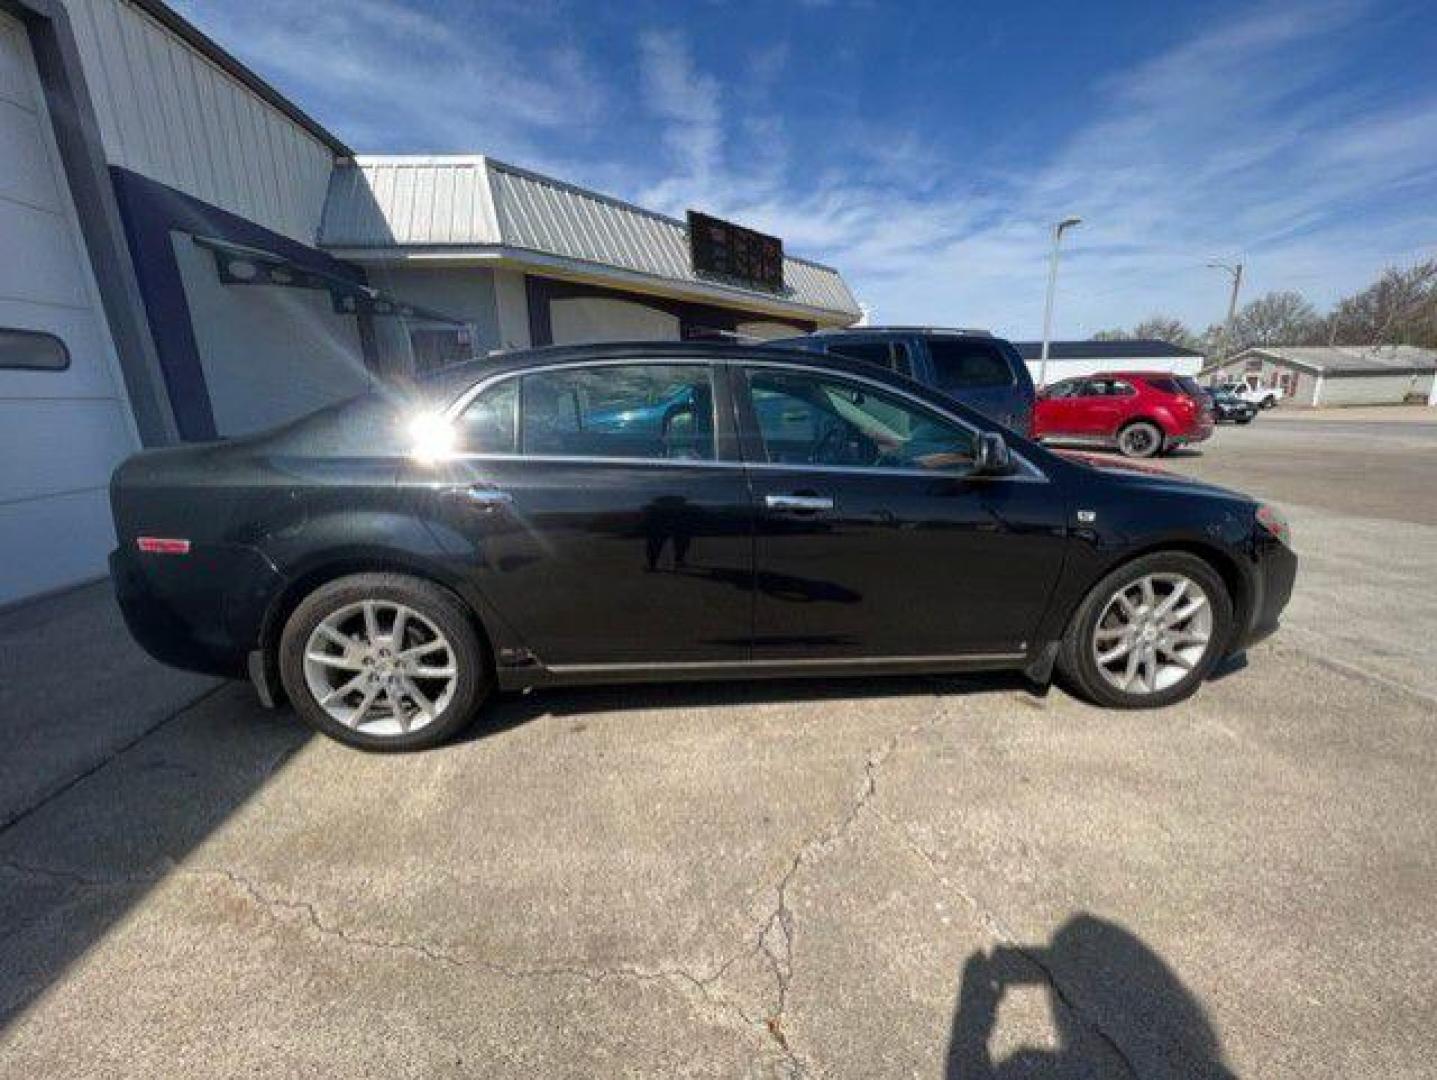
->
left=1054, top=450, right=1248, bottom=499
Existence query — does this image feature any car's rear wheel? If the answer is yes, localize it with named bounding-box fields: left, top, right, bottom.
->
left=279, top=573, right=488, bottom=751
left=1117, top=420, right=1163, bottom=458
left=1260, top=398, right=1277, bottom=409
left=1057, top=552, right=1233, bottom=708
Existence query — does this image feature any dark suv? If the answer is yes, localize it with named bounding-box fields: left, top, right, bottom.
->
left=769, top=328, right=1036, bottom=434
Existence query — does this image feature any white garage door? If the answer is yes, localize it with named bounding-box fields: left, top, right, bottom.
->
left=0, top=14, right=138, bottom=605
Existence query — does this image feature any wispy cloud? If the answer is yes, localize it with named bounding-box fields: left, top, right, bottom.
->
left=621, top=2, right=1437, bottom=335
left=169, top=0, right=605, bottom=163
left=173, top=0, right=1437, bottom=336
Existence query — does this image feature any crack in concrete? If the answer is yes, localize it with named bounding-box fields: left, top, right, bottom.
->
left=733, top=704, right=954, bottom=1078
left=0, top=857, right=778, bottom=1063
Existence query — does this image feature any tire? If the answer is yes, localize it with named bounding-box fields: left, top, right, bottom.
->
left=1260, top=398, right=1277, bottom=410
left=279, top=573, right=489, bottom=751
left=1237, top=415, right=1254, bottom=425
left=1116, top=420, right=1163, bottom=458
left=1056, top=551, right=1233, bottom=709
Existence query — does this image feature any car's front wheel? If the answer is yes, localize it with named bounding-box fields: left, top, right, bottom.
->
left=1116, top=420, right=1164, bottom=458
left=1057, top=552, right=1233, bottom=708
left=279, top=573, right=489, bottom=751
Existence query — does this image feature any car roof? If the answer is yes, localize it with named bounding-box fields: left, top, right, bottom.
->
left=1071, top=370, right=1189, bottom=380
left=421, top=339, right=916, bottom=399
left=801, top=325, right=995, bottom=339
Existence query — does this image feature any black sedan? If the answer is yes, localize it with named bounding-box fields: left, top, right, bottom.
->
left=110, top=342, right=1296, bottom=750
left=1203, top=386, right=1258, bottom=424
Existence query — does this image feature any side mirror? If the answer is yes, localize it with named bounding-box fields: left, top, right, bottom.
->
left=975, top=432, right=1013, bottom=476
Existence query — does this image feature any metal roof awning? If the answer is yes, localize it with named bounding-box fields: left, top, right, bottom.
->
left=316, top=157, right=862, bottom=325
left=191, top=235, right=466, bottom=326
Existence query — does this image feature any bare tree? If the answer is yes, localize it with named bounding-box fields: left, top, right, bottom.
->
left=1092, top=328, right=1131, bottom=341
left=1228, top=291, right=1323, bottom=349
left=1327, top=260, right=1437, bottom=349
left=1130, top=316, right=1199, bottom=350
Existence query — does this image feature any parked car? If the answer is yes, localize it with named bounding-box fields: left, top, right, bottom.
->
left=1034, top=372, right=1214, bottom=458
left=110, top=342, right=1296, bottom=751
left=768, top=327, right=1036, bottom=435
left=1216, top=381, right=1282, bottom=409
left=1202, top=386, right=1257, bottom=424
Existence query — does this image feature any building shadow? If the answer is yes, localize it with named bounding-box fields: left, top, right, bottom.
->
left=947, top=914, right=1236, bottom=1079
left=0, top=685, right=313, bottom=1031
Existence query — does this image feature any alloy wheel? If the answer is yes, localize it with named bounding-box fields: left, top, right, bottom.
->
left=302, top=600, right=458, bottom=736
left=1119, top=423, right=1160, bottom=457
left=1091, top=573, right=1214, bottom=695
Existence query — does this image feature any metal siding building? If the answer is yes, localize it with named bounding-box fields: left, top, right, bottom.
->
left=1014, top=340, right=1206, bottom=384
left=320, top=156, right=860, bottom=350
left=1202, top=346, right=1437, bottom=407
left=63, top=0, right=336, bottom=243
left=0, top=0, right=860, bottom=606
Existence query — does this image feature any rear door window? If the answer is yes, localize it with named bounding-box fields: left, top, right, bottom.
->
left=456, top=379, right=518, bottom=452
left=927, top=339, right=1013, bottom=391
left=824, top=340, right=911, bottom=377
left=518, top=363, right=716, bottom=461
left=1145, top=376, right=1201, bottom=396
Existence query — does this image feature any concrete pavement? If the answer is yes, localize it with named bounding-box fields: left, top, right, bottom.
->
left=1, top=409, right=1434, bottom=1078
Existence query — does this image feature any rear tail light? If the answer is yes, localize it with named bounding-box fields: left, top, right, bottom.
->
left=1255, top=505, right=1291, bottom=547
left=136, top=537, right=191, bottom=555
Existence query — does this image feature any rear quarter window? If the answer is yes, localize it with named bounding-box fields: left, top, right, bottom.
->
left=1145, top=376, right=1201, bottom=396
left=927, top=340, right=1013, bottom=390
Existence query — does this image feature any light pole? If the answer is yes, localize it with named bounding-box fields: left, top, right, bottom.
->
left=1038, top=216, right=1082, bottom=389
left=1208, top=260, right=1244, bottom=360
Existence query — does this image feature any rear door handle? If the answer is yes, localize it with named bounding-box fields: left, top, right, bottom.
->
left=765, top=493, right=834, bottom=512
left=442, top=485, right=513, bottom=510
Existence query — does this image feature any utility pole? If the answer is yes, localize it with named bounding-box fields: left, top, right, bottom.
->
left=1208, top=261, right=1244, bottom=360
left=1038, top=217, right=1082, bottom=388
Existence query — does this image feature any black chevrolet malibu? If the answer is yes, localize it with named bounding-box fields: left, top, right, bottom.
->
left=110, top=342, right=1296, bottom=751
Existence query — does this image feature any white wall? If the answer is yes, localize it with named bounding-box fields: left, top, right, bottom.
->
left=172, top=232, right=370, bottom=436
left=1026, top=355, right=1204, bottom=384
left=0, top=12, right=138, bottom=603
left=363, top=265, right=501, bottom=350
left=65, top=0, right=336, bottom=243
left=493, top=268, right=530, bottom=349
left=549, top=296, right=679, bottom=345
left=1320, top=374, right=1433, bottom=407
left=738, top=320, right=803, bottom=341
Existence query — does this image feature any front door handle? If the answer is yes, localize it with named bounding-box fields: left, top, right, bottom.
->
left=441, top=485, right=513, bottom=510
left=765, top=493, right=834, bottom=512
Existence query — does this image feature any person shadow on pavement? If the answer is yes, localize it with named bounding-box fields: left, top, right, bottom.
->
left=947, top=914, right=1237, bottom=1079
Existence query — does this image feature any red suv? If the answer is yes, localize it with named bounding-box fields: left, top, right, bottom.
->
left=1034, top=372, right=1213, bottom=458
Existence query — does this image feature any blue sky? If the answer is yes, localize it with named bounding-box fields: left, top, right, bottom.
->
left=173, top=0, right=1437, bottom=338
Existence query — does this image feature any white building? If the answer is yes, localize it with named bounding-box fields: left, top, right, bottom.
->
left=1201, top=345, right=1437, bottom=407
left=0, top=0, right=859, bottom=606
left=1014, top=340, right=1206, bottom=386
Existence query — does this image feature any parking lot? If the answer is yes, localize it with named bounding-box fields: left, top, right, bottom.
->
left=1, top=407, right=1434, bottom=1078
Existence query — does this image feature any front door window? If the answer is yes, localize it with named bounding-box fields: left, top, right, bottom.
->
left=745, top=368, right=976, bottom=473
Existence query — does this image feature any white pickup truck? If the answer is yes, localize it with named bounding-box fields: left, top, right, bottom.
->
left=1216, top=381, right=1282, bottom=409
